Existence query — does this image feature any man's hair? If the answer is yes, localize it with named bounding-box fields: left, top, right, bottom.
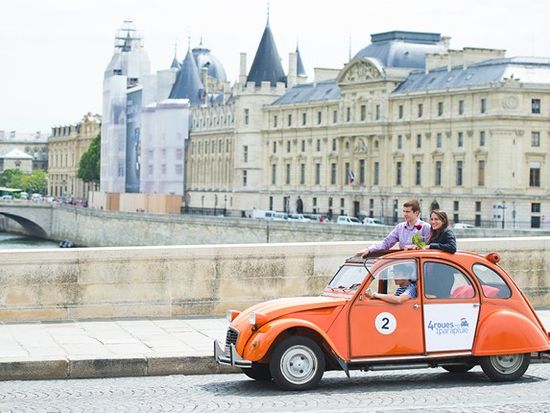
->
left=403, top=199, right=420, bottom=213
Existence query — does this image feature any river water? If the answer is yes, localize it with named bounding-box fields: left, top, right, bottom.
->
left=0, top=232, right=60, bottom=249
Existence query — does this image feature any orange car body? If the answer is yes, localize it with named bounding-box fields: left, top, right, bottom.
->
left=214, top=249, right=550, bottom=388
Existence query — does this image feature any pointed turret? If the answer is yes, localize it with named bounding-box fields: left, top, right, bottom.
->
left=246, top=21, right=286, bottom=87
left=170, top=56, right=181, bottom=70
left=169, top=48, right=203, bottom=105
left=296, top=45, right=306, bottom=77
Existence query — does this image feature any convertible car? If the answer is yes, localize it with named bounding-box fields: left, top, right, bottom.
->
left=214, top=249, right=550, bottom=390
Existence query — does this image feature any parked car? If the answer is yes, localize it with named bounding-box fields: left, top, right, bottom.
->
left=0, top=194, right=13, bottom=200
left=31, top=193, right=43, bottom=202
left=20, top=192, right=29, bottom=200
left=215, top=249, right=550, bottom=390
left=265, top=211, right=288, bottom=221
left=287, top=214, right=310, bottom=222
left=304, top=214, right=328, bottom=223
left=454, top=223, right=476, bottom=229
left=337, top=216, right=362, bottom=225
left=363, top=217, right=384, bottom=226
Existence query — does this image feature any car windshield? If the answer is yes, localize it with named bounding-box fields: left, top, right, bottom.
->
left=325, top=258, right=377, bottom=292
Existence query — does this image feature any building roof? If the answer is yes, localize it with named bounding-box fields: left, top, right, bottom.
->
left=0, top=148, right=33, bottom=160
left=296, top=46, right=306, bottom=77
left=170, top=56, right=181, bottom=70
left=192, top=45, right=227, bottom=82
left=169, top=48, right=204, bottom=105
left=271, top=79, right=340, bottom=105
left=353, top=31, right=447, bottom=69
left=393, top=57, right=550, bottom=94
left=247, top=23, right=286, bottom=86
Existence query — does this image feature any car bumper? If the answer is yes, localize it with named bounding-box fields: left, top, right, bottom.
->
left=213, top=339, right=252, bottom=368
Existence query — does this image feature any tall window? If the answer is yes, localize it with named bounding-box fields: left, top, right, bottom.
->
left=456, top=161, right=463, bottom=186
left=244, top=108, right=249, bottom=125
left=416, top=134, right=422, bottom=149
left=333, top=110, right=338, bottom=123
left=458, top=132, right=464, bottom=147
left=360, top=105, right=366, bottom=121
left=436, top=133, right=442, bottom=148
left=531, top=131, right=541, bottom=147
left=359, top=159, right=365, bottom=185
left=437, top=101, right=443, bottom=116
left=315, top=163, right=321, bottom=185
left=300, top=164, right=305, bottom=185
left=374, top=162, right=379, bottom=185
left=288, top=114, right=292, bottom=126
left=273, top=115, right=278, bottom=127
left=285, top=164, right=291, bottom=185
left=317, top=111, right=322, bottom=124
left=415, top=161, right=421, bottom=185
left=530, top=162, right=541, bottom=187
left=375, top=104, right=380, bottom=120
left=332, top=139, right=337, bottom=151
left=243, top=145, right=248, bottom=163
left=478, top=160, right=485, bottom=186
left=480, top=98, right=487, bottom=114
left=532, top=98, right=541, bottom=114
left=302, top=112, right=307, bottom=125
left=417, top=103, right=423, bottom=118
left=271, top=164, right=276, bottom=184
left=398, top=105, right=403, bottom=119
left=458, top=100, right=464, bottom=115
left=346, top=107, right=351, bottom=122
left=272, top=141, right=277, bottom=153
left=242, top=170, right=247, bottom=186
left=345, top=162, right=350, bottom=184
left=480, top=131, right=486, bottom=147
left=435, top=161, right=442, bottom=186
left=396, top=161, right=402, bottom=185
left=397, top=135, right=403, bottom=149
left=287, top=141, right=291, bottom=152
left=301, top=140, right=306, bottom=152
left=331, top=163, right=337, bottom=185
left=316, top=139, right=321, bottom=151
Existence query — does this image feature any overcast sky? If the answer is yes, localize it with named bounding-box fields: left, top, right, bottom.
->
left=1, top=0, right=549, bottom=133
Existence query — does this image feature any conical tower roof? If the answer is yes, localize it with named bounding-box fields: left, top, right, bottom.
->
left=169, top=48, right=203, bottom=105
left=296, top=45, right=306, bottom=77
left=247, top=22, right=286, bottom=87
left=170, top=56, right=181, bottom=70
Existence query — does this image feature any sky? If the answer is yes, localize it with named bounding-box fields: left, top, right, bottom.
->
left=1, top=0, right=550, bottom=133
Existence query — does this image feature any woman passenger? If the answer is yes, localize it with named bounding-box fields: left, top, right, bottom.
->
left=423, top=209, right=456, bottom=253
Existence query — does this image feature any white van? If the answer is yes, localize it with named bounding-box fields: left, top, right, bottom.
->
left=363, top=217, right=384, bottom=226
left=337, top=216, right=361, bottom=225
left=266, top=211, right=288, bottom=221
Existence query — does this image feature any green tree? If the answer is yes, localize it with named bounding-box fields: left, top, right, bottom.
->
left=0, top=168, right=23, bottom=187
left=24, top=170, right=48, bottom=194
left=78, top=132, right=101, bottom=183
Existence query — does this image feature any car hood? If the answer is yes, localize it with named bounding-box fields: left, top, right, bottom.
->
left=234, top=296, right=347, bottom=325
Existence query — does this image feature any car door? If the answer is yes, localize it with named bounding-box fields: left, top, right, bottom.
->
left=422, top=260, right=481, bottom=352
left=349, top=259, right=424, bottom=358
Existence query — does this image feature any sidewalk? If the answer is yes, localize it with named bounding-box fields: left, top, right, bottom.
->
left=0, top=310, right=549, bottom=380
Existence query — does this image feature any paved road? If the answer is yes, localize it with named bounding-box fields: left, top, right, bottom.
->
left=1, top=364, right=549, bottom=412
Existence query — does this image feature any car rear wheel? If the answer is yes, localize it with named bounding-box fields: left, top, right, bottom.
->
left=269, top=336, right=325, bottom=390
left=241, top=362, right=271, bottom=381
left=442, top=363, right=475, bottom=373
left=479, top=353, right=530, bottom=381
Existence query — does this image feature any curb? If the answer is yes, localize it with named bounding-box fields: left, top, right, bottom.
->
left=0, top=353, right=547, bottom=381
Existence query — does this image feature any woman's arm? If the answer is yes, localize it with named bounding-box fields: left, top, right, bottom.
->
left=429, top=230, right=457, bottom=253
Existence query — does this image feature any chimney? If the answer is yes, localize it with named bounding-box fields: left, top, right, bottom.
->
left=288, top=52, right=297, bottom=88
left=239, top=52, right=247, bottom=85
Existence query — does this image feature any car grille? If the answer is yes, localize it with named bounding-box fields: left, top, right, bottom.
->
left=225, top=327, right=239, bottom=352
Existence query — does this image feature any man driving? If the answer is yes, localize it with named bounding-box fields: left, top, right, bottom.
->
left=365, top=263, right=417, bottom=304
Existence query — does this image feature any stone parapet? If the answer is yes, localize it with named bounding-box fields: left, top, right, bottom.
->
left=0, top=238, right=549, bottom=322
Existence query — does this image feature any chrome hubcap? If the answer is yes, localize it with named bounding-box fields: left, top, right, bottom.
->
left=280, top=345, right=317, bottom=385
left=490, top=354, right=523, bottom=374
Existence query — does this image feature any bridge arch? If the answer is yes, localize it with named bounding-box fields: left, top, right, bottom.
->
left=0, top=212, right=49, bottom=238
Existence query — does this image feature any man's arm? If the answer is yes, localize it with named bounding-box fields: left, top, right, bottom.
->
left=368, top=291, right=412, bottom=304
left=366, top=225, right=400, bottom=254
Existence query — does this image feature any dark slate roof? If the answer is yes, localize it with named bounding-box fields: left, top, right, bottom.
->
left=170, top=56, right=181, bottom=70
left=393, top=57, right=550, bottom=94
left=169, top=48, right=204, bottom=105
left=192, top=45, right=227, bottom=82
left=296, top=46, right=306, bottom=77
left=271, top=80, right=340, bottom=105
left=247, top=23, right=286, bottom=86
left=353, top=31, right=447, bottom=69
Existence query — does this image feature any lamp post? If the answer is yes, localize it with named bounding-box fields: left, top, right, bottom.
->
left=512, top=201, right=516, bottom=229
left=223, top=194, right=227, bottom=216
left=497, top=200, right=506, bottom=229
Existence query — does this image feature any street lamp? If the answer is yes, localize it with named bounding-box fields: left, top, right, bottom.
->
left=223, top=194, right=227, bottom=216
left=496, top=201, right=507, bottom=229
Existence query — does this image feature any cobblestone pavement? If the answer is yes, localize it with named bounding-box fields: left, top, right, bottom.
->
left=0, top=364, right=549, bottom=412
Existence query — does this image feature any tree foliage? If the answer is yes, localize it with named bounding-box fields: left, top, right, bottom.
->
left=0, top=168, right=23, bottom=187
left=0, top=168, right=47, bottom=193
left=78, top=132, right=101, bottom=183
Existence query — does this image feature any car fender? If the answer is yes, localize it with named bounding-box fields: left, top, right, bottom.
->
left=473, top=310, right=550, bottom=356
left=242, top=318, right=343, bottom=362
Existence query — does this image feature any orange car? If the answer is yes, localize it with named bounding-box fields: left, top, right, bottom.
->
left=214, top=249, right=550, bottom=390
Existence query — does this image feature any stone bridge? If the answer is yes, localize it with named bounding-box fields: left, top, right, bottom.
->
left=0, top=201, right=53, bottom=238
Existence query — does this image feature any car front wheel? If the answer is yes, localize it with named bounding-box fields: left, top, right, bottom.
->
left=269, top=336, right=325, bottom=390
left=479, top=353, right=530, bottom=381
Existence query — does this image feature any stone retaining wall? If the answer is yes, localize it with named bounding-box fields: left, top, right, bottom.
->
left=0, top=238, right=549, bottom=322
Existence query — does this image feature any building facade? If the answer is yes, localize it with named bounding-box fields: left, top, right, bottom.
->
left=185, top=30, right=550, bottom=229
left=48, top=113, right=101, bottom=199
left=0, top=130, right=48, bottom=172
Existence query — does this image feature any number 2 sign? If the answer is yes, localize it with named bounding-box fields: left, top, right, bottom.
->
left=375, top=312, right=397, bottom=335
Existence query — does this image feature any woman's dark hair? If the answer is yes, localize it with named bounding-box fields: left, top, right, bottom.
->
left=429, top=209, right=449, bottom=243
